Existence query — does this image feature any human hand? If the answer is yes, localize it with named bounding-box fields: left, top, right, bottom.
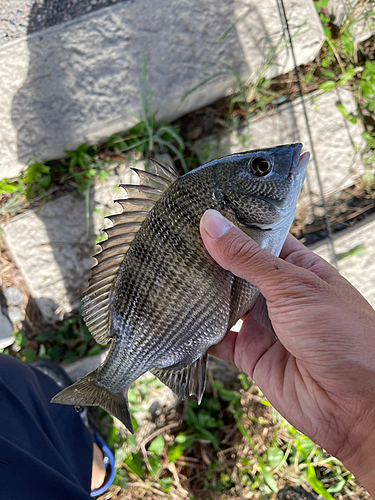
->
left=200, top=209, right=375, bottom=495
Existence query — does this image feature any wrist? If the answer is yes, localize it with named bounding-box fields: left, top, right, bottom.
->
left=338, top=418, right=375, bottom=496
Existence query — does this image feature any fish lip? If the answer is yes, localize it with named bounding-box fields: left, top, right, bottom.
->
left=297, top=151, right=310, bottom=172
left=291, top=143, right=309, bottom=175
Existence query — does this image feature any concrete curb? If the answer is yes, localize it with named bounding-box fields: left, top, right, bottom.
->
left=0, top=0, right=324, bottom=179
left=311, top=213, right=375, bottom=308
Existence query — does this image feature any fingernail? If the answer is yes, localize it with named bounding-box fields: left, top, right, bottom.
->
left=201, top=210, right=234, bottom=239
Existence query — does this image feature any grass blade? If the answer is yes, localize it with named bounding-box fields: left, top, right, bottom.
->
left=307, top=464, right=335, bottom=500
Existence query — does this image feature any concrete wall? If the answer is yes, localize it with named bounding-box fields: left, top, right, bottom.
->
left=0, top=0, right=324, bottom=179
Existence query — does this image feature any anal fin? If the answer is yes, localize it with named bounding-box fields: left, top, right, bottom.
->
left=151, top=353, right=207, bottom=404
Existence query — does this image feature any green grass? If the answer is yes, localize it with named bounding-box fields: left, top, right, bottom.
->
left=0, top=143, right=110, bottom=217
left=313, top=0, right=375, bottom=167
left=4, top=306, right=100, bottom=365
left=90, top=374, right=363, bottom=500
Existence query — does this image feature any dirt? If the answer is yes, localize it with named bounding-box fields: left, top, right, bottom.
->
left=98, top=383, right=371, bottom=500
left=291, top=181, right=375, bottom=245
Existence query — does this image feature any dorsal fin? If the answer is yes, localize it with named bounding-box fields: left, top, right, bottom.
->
left=82, top=161, right=179, bottom=344
left=131, top=169, right=171, bottom=190
left=150, top=158, right=178, bottom=183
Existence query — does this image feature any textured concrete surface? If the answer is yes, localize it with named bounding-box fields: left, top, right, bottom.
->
left=328, top=0, right=375, bottom=42
left=2, top=193, right=94, bottom=322
left=0, top=0, right=324, bottom=179
left=0, top=0, right=131, bottom=44
left=2, top=164, right=137, bottom=323
left=194, top=88, right=366, bottom=201
left=0, top=309, right=15, bottom=349
left=311, top=213, right=375, bottom=308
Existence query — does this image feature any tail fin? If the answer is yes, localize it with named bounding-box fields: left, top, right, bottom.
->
left=51, top=377, right=133, bottom=433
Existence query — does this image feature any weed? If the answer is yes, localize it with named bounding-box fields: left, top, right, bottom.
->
left=313, top=0, right=375, bottom=174
left=0, top=144, right=110, bottom=215
left=94, top=373, right=359, bottom=499
left=107, top=56, right=187, bottom=173
left=361, top=60, right=375, bottom=112
left=13, top=306, right=99, bottom=365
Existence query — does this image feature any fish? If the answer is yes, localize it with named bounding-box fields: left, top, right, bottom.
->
left=51, top=143, right=309, bottom=433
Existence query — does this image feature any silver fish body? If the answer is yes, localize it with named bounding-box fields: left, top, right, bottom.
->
left=52, top=143, right=309, bottom=432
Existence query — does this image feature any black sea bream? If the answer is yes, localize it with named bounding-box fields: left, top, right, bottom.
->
left=52, top=144, right=309, bottom=432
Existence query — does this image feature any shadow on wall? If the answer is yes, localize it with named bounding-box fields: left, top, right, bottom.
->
left=10, top=0, right=294, bottom=322
left=26, top=0, right=130, bottom=36
left=2, top=190, right=96, bottom=324
left=10, top=0, right=275, bottom=165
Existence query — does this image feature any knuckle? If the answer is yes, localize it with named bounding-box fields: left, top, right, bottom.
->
left=284, top=271, right=330, bottom=301
left=265, top=264, right=331, bottom=307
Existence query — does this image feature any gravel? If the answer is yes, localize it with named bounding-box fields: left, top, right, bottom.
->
left=0, top=0, right=128, bottom=44
left=3, top=286, right=23, bottom=306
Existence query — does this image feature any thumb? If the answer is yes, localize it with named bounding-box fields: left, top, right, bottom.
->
left=200, top=209, right=320, bottom=302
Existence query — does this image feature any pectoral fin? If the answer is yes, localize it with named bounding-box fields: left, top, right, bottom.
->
left=249, top=293, right=275, bottom=335
left=151, top=353, right=207, bottom=404
left=51, top=376, right=134, bottom=433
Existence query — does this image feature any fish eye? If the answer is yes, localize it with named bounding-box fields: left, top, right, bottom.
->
left=251, top=157, right=272, bottom=177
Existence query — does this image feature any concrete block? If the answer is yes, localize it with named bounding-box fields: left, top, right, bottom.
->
left=0, top=0, right=324, bottom=179
left=328, top=0, right=375, bottom=42
left=1, top=165, right=136, bottom=323
left=2, top=194, right=94, bottom=323
left=194, top=88, right=366, bottom=201
left=311, top=214, right=375, bottom=308
left=0, top=309, right=15, bottom=349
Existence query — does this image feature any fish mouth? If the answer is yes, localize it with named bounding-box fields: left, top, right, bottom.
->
left=291, top=143, right=310, bottom=175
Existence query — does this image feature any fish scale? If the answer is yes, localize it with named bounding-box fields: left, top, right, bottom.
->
left=52, top=145, right=309, bottom=432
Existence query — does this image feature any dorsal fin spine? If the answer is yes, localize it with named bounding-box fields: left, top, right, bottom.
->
left=118, top=186, right=163, bottom=202
left=92, top=255, right=125, bottom=274
left=100, top=233, right=139, bottom=250
left=150, top=158, right=178, bottom=182
left=131, top=169, right=171, bottom=189
left=105, top=212, right=148, bottom=226
left=82, top=160, right=179, bottom=345
left=94, top=244, right=131, bottom=263
left=104, top=223, right=143, bottom=238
